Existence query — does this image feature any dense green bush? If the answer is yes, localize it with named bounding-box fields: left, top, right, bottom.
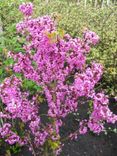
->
left=0, top=0, right=117, bottom=96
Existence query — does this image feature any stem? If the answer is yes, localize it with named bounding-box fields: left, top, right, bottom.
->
left=40, top=114, right=49, bottom=117
left=45, top=144, right=48, bottom=156
left=61, top=130, right=79, bottom=142
left=28, top=133, right=37, bottom=156
left=0, top=101, right=4, bottom=126
left=0, top=118, right=3, bottom=127
left=84, top=0, right=87, bottom=8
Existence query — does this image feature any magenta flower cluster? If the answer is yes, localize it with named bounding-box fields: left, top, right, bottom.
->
left=0, top=123, right=25, bottom=145
left=0, top=3, right=116, bottom=155
left=19, top=2, right=33, bottom=16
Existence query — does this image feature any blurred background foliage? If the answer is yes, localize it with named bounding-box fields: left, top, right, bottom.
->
left=0, top=0, right=117, bottom=96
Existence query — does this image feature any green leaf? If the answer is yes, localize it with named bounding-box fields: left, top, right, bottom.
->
left=15, top=73, right=22, bottom=78
left=23, top=79, right=42, bottom=92
left=0, top=69, right=3, bottom=75
left=48, top=139, right=60, bottom=150
left=3, top=58, right=14, bottom=66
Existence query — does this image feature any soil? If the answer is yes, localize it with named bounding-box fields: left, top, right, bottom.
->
left=61, top=97, right=117, bottom=156
left=61, top=131, right=117, bottom=156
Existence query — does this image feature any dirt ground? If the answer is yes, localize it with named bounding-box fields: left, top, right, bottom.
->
left=61, top=97, right=117, bottom=156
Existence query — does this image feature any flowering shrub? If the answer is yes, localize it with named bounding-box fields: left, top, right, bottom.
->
left=0, top=2, right=117, bottom=155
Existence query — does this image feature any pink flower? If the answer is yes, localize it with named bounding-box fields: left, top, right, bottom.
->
left=19, top=2, right=33, bottom=16
left=79, top=120, right=88, bottom=134
left=88, top=120, right=104, bottom=134
left=84, top=30, right=100, bottom=45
